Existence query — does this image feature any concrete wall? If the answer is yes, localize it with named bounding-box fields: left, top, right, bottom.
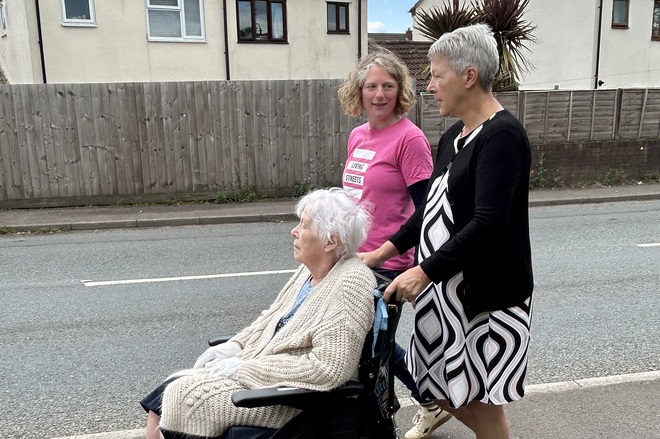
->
left=517, top=0, right=597, bottom=90
left=0, top=0, right=366, bottom=84
left=410, top=0, right=660, bottom=90
left=226, top=1, right=367, bottom=80
left=39, top=1, right=226, bottom=83
left=0, top=1, right=43, bottom=83
left=597, top=0, right=660, bottom=89
left=533, top=139, right=660, bottom=186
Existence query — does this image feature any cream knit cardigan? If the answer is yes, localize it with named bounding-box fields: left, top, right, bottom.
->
left=160, top=256, right=376, bottom=437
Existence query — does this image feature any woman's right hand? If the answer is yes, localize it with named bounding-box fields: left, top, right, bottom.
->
left=359, top=241, right=398, bottom=268
left=358, top=250, right=381, bottom=268
left=193, top=341, right=242, bottom=369
left=383, top=265, right=431, bottom=303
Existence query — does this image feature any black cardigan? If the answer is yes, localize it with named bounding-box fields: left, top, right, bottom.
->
left=390, top=110, right=533, bottom=320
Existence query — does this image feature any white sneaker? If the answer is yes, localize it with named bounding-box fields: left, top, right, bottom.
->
left=404, top=405, right=453, bottom=439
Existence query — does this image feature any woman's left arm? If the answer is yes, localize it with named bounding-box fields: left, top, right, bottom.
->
left=400, top=131, right=433, bottom=208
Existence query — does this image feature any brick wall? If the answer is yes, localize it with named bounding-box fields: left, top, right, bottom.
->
left=532, top=139, right=660, bottom=186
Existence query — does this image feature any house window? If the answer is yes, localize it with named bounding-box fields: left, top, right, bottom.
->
left=237, top=0, right=287, bottom=42
left=327, top=2, right=349, bottom=34
left=612, top=0, right=629, bottom=28
left=0, top=0, right=7, bottom=36
left=653, top=1, right=660, bottom=40
left=61, top=0, right=96, bottom=26
left=147, top=0, right=205, bottom=41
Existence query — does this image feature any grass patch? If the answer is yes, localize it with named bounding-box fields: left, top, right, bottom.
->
left=641, top=173, right=660, bottom=184
left=529, top=153, right=547, bottom=189
left=214, top=174, right=257, bottom=204
left=292, top=180, right=317, bottom=197
left=0, top=226, right=64, bottom=235
left=601, top=169, right=633, bottom=187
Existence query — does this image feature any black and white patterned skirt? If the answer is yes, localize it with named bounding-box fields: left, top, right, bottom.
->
left=408, top=167, right=532, bottom=408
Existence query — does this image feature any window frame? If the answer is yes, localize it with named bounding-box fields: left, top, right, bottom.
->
left=61, top=0, right=96, bottom=27
left=611, top=0, right=629, bottom=28
left=652, top=0, right=660, bottom=41
left=146, top=0, right=206, bottom=42
left=236, top=0, right=287, bottom=43
left=0, top=0, right=7, bottom=37
left=327, top=2, right=349, bottom=34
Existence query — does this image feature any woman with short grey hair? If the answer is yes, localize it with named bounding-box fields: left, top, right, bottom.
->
left=362, top=24, right=534, bottom=439
left=427, top=22, right=500, bottom=92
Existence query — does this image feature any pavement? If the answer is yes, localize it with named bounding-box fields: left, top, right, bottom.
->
left=3, top=183, right=659, bottom=439
left=47, top=370, right=660, bottom=439
left=2, top=183, right=660, bottom=233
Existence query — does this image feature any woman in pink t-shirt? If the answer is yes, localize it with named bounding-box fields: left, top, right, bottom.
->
left=338, top=50, right=449, bottom=439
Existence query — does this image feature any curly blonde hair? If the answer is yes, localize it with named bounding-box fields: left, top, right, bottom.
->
left=338, top=48, right=416, bottom=117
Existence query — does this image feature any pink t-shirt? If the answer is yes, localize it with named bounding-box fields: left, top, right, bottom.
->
left=342, top=118, right=433, bottom=271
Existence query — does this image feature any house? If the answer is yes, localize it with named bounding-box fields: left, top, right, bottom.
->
left=368, top=28, right=433, bottom=93
left=0, top=0, right=368, bottom=84
left=409, top=0, right=660, bottom=90
left=368, top=37, right=432, bottom=92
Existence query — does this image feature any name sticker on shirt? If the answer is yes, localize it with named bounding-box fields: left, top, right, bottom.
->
left=346, top=160, right=369, bottom=172
left=343, top=173, right=364, bottom=186
left=353, top=148, right=376, bottom=160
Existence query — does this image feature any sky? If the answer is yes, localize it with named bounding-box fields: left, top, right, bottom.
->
left=367, top=0, right=419, bottom=33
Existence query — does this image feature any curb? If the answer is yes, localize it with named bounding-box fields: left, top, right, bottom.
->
left=51, top=371, right=660, bottom=439
left=3, top=192, right=660, bottom=233
left=3, top=213, right=298, bottom=233
left=528, top=192, right=660, bottom=207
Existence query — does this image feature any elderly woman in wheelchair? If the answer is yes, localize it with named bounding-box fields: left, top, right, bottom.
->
left=141, top=188, right=377, bottom=439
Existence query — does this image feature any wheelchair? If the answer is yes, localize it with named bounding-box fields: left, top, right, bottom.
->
left=161, top=273, right=401, bottom=439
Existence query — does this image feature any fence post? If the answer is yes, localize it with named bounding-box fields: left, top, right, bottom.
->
left=637, top=88, right=648, bottom=140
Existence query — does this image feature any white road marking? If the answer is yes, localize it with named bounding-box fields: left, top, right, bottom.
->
left=636, top=242, right=660, bottom=247
left=82, top=269, right=296, bottom=287
left=52, top=370, right=660, bottom=438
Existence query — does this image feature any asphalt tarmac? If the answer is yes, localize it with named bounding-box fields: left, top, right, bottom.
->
left=3, top=183, right=659, bottom=439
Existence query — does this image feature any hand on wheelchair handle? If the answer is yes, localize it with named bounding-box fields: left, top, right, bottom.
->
left=384, top=266, right=430, bottom=304
left=208, top=356, right=244, bottom=378
left=193, top=341, right=242, bottom=369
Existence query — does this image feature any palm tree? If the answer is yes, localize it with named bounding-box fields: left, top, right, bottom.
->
left=413, top=0, right=538, bottom=91
left=414, top=0, right=476, bottom=41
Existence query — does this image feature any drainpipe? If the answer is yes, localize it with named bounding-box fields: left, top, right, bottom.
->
left=594, top=0, right=603, bottom=89
left=34, top=0, right=47, bottom=83
left=222, top=0, right=230, bottom=79
left=357, top=0, right=362, bottom=59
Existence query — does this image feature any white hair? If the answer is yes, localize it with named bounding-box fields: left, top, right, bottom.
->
left=295, top=188, right=371, bottom=259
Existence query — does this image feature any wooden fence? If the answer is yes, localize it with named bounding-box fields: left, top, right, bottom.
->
left=1, top=81, right=659, bottom=206
left=0, top=80, right=364, bottom=204
left=417, top=88, right=660, bottom=146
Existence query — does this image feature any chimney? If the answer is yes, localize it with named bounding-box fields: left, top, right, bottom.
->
left=405, top=28, right=412, bottom=40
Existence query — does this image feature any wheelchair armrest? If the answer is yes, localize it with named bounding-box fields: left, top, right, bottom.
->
left=231, top=380, right=364, bottom=410
left=208, top=335, right=233, bottom=346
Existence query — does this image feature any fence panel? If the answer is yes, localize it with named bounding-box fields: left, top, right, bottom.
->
left=619, top=89, right=646, bottom=140
left=639, top=89, right=660, bottom=139
left=591, top=89, right=617, bottom=141
left=0, top=85, right=15, bottom=199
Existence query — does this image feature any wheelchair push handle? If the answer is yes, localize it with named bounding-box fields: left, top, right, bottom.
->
left=373, top=271, right=400, bottom=317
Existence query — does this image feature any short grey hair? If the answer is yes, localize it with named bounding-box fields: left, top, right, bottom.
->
left=427, top=23, right=499, bottom=92
left=295, top=188, right=371, bottom=259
